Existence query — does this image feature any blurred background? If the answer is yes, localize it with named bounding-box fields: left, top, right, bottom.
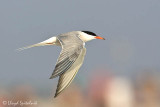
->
left=0, top=0, right=160, bottom=107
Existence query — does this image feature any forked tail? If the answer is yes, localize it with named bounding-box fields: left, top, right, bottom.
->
left=17, top=36, right=58, bottom=51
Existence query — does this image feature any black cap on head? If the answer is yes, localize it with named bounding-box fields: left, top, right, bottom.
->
left=82, top=31, right=97, bottom=36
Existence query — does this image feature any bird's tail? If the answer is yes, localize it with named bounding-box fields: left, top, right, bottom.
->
left=17, top=43, right=47, bottom=51
left=17, top=37, right=57, bottom=51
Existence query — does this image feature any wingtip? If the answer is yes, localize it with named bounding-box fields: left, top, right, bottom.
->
left=49, top=74, right=58, bottom=79
left=54, top=94, right=57, bottom=98
left=49, top=76, right=54, bottom=79
left=54, top=92, right=59, bottom=98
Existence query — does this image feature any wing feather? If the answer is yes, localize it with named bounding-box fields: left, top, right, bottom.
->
left=54, top=48, right=86, bottom=97
left=49, top=33, right=84, bottom=79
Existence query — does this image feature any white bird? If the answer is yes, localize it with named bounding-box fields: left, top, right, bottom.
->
left=19, top=31, right=105, bottom=97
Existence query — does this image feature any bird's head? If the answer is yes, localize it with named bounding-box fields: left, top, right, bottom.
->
left=80, top=31, right=105, bottom=42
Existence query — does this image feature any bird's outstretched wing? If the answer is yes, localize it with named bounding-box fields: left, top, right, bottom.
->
left=49, top=33, right=84, bottom=79
left=55, top=48, right=86, bottom=97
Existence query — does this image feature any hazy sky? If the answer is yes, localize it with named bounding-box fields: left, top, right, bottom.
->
left=0, top=0, right=160, bottom=94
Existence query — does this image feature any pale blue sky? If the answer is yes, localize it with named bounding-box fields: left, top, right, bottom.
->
left=0, top=0, right=160, bottom=95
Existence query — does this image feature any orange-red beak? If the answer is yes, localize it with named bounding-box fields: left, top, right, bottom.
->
left=95, top=36, right=105, bottom=40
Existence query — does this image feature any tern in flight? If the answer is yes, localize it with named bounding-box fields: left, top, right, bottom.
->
left=19, top=31, right=105, bottom=97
